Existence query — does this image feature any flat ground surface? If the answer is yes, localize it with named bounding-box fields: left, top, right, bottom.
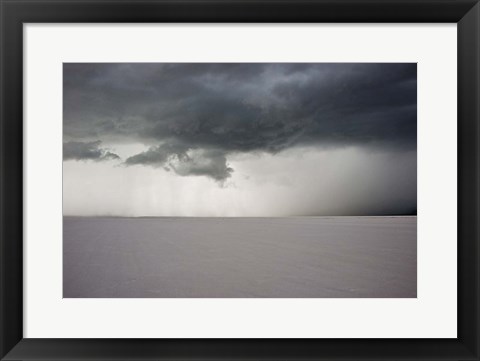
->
left=63, top=216, right=416, bottom=298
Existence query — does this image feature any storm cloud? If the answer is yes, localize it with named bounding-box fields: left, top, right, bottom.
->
left=63, top=63, right=416, bottom=181
left=124, top=143, right=233, bottom=182
left=63, top=141, right=120, bottom=162
left=63, top=63, right=416, bottom=216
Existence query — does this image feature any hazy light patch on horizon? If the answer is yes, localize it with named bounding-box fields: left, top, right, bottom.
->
left=63, top=145, right=416, bottom=217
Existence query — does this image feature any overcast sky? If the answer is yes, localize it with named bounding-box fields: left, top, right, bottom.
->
left=63, top=63, right=416, bottom=217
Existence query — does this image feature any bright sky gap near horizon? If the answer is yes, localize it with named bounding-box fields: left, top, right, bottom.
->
left=63, top=63, right=417, bottom=217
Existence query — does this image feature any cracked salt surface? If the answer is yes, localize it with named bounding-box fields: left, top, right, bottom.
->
left=63, top=216, right=416, bottom=298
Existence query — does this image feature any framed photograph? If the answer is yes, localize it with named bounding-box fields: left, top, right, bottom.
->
left=0, top=0, right=478, bottom=360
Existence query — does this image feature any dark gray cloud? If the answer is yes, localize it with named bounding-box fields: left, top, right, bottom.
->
left=64, top=141, right=120, bottom=162
left=124, top=143, right=233, bottom=182
left=124, top=142, right=185, bottom=167
left=63, top=63, right=416, bottom=181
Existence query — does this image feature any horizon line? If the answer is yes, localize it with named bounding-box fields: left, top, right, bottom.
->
left=63, top=214, right=417, bottom=218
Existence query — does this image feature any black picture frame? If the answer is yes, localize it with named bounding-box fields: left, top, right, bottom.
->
left=1, top=1, right=478, bottom=360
